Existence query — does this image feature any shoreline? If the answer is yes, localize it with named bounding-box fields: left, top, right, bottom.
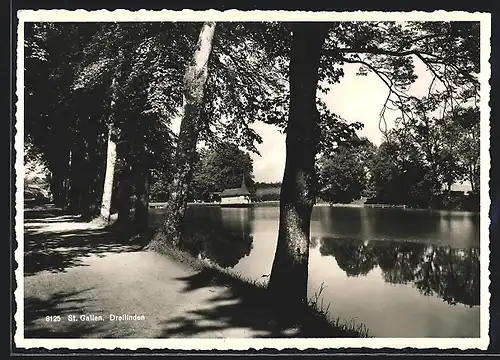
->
left=147, top=201, right=479, bottom=214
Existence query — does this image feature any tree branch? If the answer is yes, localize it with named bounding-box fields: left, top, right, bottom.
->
left=327, top=46, right=477, bottom=99
left=330, top=47, right=440, bottom=59
left=340, top=55, right=414, bottom=133
left=330, top=44, right=477, bottom=126
left=396, top=33, right=448, bottom=51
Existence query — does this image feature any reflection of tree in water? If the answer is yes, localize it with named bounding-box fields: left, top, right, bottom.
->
left=319, top=238, right=377, bottom=277
left=374, top=242, right=425, bottom=285
left=318, top=237, right=479, bottom=307
left=412, top=246, right=479, bottom=307
left=180, top=210, right=254, bottom=269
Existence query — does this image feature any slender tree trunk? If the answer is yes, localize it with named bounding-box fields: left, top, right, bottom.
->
left=78, top=143, right=94, bottom=220
left=68, top=147, right=90, bottom=216
left=134, top=164, right=149, bottom=233
left=268, top=23, right=330, bottom=309
left=100, top=126, right=117, bottom=221
left=469, top=163, right=476, bottom=193
left=100, top=78, right=118, bottom=222
left=113, top=138, right=133, bottom=229
left=62, top=149, right=72, bottom=211
left=148, top=21, right=216, bottom=251
left=67, top=150, right=81, bottom=214
left=67, top=181, right=80, bottom=214
left=80, top=162, right=101, bottom=220
left=116, top=175, right=132, bottom=228
left=61, top=177, right=69, bottom=210
left=49, top=170, right=65, bottom=208
left=87, top=152, right=103, bottom=218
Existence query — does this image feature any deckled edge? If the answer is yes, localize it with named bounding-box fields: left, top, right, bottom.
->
left=16, top=9, right=491, bottom=22
left=479, top=9, right=493, bottom=353
left=13, top=8, right=25, bottom=352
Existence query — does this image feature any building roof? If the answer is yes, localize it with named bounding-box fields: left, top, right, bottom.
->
left=220, top=187, right=251, bottom=197
left=220, top=175, right=251, bottom=197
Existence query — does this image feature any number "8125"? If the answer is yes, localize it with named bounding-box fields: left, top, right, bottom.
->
left=45, top=315, right=61, bottom=322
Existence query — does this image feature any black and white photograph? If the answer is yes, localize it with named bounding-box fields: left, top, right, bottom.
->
left=14, top=9, right=491, bottom=350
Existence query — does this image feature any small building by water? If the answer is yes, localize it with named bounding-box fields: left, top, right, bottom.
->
left=441, top=181, right=473, bottom=195
left=220, top=176, right=252, bottom=206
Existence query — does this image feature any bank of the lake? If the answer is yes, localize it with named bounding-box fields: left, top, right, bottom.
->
left=149, top=204, right=481, bottom=338
left=148, top=238, right=370, bottom=338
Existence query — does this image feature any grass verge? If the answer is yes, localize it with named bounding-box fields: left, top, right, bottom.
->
left=145, top=232, right=370, bottom=338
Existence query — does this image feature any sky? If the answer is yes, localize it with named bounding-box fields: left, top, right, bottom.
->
left=172, top=57, right=437, bottom=183
left=249, top=59, right=435, bottom=183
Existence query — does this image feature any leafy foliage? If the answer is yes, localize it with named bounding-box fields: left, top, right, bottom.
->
left=190, top=142, right=256, bottom=201
left=196, top=22, right=290, bottom=154
left=23, top=20, right=481, bottom=215
left=318, top=137, right=376, bottom=204
left=24, top=21, right=287, bottom=215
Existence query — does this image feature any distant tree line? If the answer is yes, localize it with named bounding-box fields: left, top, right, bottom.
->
left=317, top=104, right=480, bottom=212
left=162, top=104, right=480, bottom=210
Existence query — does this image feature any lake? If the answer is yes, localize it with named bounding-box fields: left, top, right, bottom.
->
left=149, top=204, right=481, bottom=338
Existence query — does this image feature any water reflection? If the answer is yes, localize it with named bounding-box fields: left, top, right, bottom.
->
left=319, top=238, right=377, bottom=277
left=149, top=205, right=480, bottom=337
left=179, top=206, right=254, bottom=268
left=316, top=237, right=480, bottom=307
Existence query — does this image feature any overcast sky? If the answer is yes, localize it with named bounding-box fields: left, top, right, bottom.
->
left=172, top=57, right=436, bottom=183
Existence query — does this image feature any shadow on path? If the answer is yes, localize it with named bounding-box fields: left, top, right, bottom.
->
left=159, top=267, right=365, bottom=338
left=24, top=209, right=142, bottom=276
left=24, top=205, right=74, bottom=220
left=24, top=214, right=86, bottom=224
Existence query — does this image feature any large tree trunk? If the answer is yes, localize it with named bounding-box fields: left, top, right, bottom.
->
left=268, top=23, right=330, bottom=309
left=148, top=21, right=216, bottom=251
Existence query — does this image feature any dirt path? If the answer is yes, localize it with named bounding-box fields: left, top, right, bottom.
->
left=22, top=211, right=280, bottom=339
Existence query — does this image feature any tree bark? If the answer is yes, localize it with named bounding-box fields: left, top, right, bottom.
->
left=148, top=21, right=216, bottom=251
left=49, top=167, right=66, bottom=208
left=469, top=163, right=477, bottom=193
left=61, top=149, right=72, bottom=211
left=80, top=160, right=101, bottom=220
left=116, top=175, right=132, bottom=228
left=100, top=78, right=118, bottom=222
left=67, top=149, right=82, bottom=214
left=268, top=23, right=330, bottom=309
left=134, top=164, right=149, bottom=233
left=100, top=125, right=117, bottom=221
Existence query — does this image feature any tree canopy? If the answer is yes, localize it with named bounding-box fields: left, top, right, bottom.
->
left=190, top=142, right=256, bottom=202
